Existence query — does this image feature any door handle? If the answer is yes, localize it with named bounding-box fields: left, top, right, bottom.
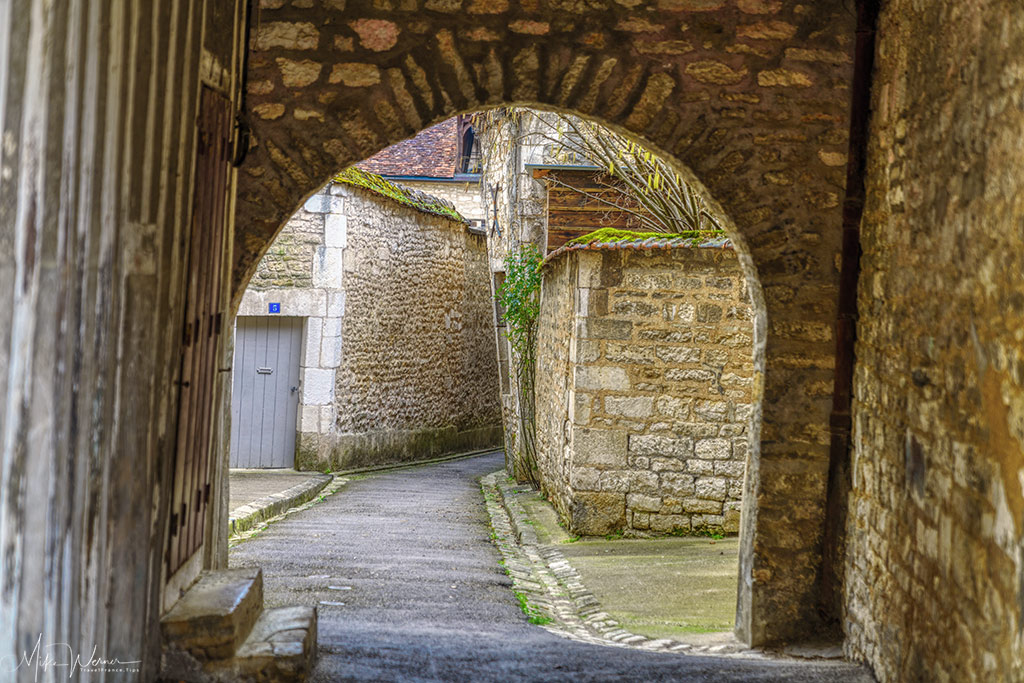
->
left=257, top=367, right=273, bottom=375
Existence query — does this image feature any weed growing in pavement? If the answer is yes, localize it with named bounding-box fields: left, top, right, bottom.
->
left=561, top=535, right=580, bottom=544
left=677, top=526, right=727, bottom=541
left=514, top=591, right=552, bottom=626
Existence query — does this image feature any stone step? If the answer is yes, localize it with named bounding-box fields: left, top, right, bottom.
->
left=162, top=605, right=318, bottom=682
left=230, top=606, right=318, bottom=682
left=161, top=567, right=264, bottom=661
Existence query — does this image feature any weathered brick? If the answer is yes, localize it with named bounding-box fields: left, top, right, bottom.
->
left=660, top=472, right=696, bottom=496
left=276, top=58, right=321, bottom=87
left=581, top=318, right=633, bottom=340
left=575, top=365, right=631, bottom=391
left=329, top=63, right=381, bottom=87
left=255, top=22, right=319, bottom=51
left=695, top=476, right=728, bottom=500
left=626, top=493, right=662, bottom=513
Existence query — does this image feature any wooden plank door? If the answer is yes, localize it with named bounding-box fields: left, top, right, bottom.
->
left=166, top=86, right=231, bottom=575
left=229, top=317, right=302, bottom=468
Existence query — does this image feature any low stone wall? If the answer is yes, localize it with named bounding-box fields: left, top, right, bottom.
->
left=535, top=246, right=754, bottom=536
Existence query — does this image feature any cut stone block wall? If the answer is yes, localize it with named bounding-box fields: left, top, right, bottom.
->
left=536, top=247, right=754, bottom=536
left=239, top=180, right=502, bottom=471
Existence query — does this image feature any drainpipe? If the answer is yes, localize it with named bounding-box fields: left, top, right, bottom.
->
left=820, top=0, right=880, bottom=627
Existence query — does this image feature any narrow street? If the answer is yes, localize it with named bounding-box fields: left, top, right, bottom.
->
left=229, top=452, right=871, bottom=682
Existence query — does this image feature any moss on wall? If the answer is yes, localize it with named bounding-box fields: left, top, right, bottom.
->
left=334, top=167, right=467, bottom=224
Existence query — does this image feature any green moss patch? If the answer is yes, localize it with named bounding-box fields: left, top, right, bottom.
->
left=334, top=167, right=467, bottom=223
left=565, top=227, right=725, bottom=247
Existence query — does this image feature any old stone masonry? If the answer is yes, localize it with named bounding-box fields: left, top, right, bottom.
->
left=7, top=1, right=1024, bottom=682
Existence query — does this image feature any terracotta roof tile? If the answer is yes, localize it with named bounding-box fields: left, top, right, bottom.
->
left=357, top=118, right=459, bottom=178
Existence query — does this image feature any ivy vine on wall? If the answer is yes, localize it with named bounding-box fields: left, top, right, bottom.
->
left=496, top=243, right=543, bottom=487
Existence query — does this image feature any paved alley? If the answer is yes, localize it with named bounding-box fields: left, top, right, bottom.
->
left=229, top=452, right=872, bottom=682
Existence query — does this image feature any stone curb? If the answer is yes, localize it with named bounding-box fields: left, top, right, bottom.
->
left=482, top=470, right=789, bottom=660
left=229, top=473, right=334, bottom=537
left=229, top=475, right=349, bottom=547
left=331, top=447, right=503, bottom=477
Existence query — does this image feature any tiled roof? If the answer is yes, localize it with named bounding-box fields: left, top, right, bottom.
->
left=334, top=167, right=467, bottom=224
left=541, top=229, right=731, bottom=268
left=357, top=118, right=459, bottom=178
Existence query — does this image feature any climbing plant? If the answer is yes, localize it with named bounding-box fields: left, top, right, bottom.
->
left=476, top=109, right=724, bottom=236
left=496, top=243, right=543, bottom=487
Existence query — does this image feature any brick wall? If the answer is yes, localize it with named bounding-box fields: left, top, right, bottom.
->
left=536, top=246, right=754, bottom=536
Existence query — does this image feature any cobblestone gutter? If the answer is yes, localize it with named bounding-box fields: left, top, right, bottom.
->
left=482, top=471, right=861, bottom=666
left=480, top=471, right=764, bottom=658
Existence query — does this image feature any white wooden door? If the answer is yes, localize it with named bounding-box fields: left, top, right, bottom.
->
left=229, top=317, right=303, bottom=468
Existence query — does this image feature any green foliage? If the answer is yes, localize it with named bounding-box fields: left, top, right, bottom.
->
left=496, top=244, right=544, bottom=487
left=496, top=244, right=543, bottom=361
left=566, top=227, right=724, bottom=247
left=493, top=109, right=724, bottom=235
left=334, top=167, right=466, bottom=223
left=514, top=590, right=552, bottom=625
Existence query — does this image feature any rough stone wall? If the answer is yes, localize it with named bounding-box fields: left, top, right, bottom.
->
left=536, top=247, right=753, bottom=536
left=0, top=0, right=244, bottom=676
left=305, top=185, right=502, bottom=470
left=240, top=179, right=502, bottom=471
left=247, top=205, right=326, bottom=291
left=535, top=249, right=579, bottom=512
left=845, top=2, right=1024, bottom=681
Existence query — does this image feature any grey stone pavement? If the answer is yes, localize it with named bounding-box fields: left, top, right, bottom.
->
left=229, top=451, right=874, bottom=682
left=229, top=469, right=323, bottom=512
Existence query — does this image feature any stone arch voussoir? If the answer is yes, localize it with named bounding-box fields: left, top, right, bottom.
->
left=236, top=0, right=855, bottom=646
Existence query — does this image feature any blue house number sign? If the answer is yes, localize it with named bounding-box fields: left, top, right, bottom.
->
left=268, top=303, right=281, bottom=314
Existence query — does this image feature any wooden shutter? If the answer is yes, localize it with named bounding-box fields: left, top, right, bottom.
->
left=166, top=86, right=232, bottom=574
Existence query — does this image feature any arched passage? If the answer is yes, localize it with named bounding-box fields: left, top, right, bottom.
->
left=234, top=1, right=855, bottom=647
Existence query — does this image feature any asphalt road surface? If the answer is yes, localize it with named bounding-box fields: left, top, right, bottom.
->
left=229, top=452, right=873, bottom=682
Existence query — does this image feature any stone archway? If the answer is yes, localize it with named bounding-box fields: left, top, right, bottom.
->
left=234, top=1, right=855, bottom=646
